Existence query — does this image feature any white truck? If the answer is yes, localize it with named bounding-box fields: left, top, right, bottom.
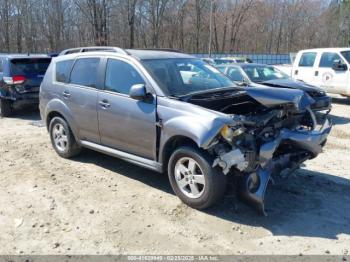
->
left=276, top=48, right=350, bottom=97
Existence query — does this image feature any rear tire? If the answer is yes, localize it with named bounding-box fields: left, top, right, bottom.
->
left=49, top=116, right=81, bottom=158
left=0, top=98, right=12, bottom=117
left=168, top=146, right=227, bottom=210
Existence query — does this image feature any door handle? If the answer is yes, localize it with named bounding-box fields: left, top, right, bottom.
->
left=315, top=71, right=319, bottom=76
left=99, top=100, right=110, bottom=108
left=62, top=91, right=71, bottom=98
left=294, top=70, right=298, bottom=75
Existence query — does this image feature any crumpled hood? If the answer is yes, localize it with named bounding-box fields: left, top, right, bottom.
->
left=259, top=79, right=323, bottom=94
left=245, top=86, right=315, bottom=111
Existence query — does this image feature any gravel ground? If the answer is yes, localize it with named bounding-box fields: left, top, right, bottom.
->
left=0, top=98, right=350, bottom=255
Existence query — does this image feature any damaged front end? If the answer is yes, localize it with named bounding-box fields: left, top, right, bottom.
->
left=188, top=87, right=332, bottom=215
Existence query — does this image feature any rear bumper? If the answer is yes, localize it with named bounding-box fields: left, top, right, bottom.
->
left=1, top=90, right=39, bottom=110
left=239, top=116, right=332, bottom=215
left=12, top=98, right=39, bottom=110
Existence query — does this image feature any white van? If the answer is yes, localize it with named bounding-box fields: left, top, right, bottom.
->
left=291, top=48, right=350, bottom=96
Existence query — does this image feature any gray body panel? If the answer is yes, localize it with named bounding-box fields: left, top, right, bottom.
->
left=156, top=96, right=232, bottom=162
left=97, top=91, right=157, bottom=160
left=63, top=84, right=100, bottom=143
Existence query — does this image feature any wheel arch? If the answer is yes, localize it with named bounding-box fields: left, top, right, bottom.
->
left=160, top=135, right=199, bottom=173
left=44, top=99, right=80, bottom=143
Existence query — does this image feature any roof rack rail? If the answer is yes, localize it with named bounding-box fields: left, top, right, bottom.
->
left=132, top=48, right=183, bottom=53
left=58, top=46, right=130, bottom=56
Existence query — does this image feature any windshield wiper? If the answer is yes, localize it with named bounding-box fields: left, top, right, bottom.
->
left=176, top=86, right=242, bottom=99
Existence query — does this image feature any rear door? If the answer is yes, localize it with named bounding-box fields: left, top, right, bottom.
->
left=97, top=57, right=157, bottom=160
left=10, top=58, right=51, bottom=93
left=292, top=51, right=318, bottom=85
left=314, top=52, right=349, bottom=94
left=59, top=57, right=101, bottom=143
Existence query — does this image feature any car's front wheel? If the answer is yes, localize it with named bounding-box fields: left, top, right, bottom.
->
left=49, top=116, right=81, bottom=158
left=0, top=98, right=12, bottom=117
left=168, top=146, right=227, bottom=210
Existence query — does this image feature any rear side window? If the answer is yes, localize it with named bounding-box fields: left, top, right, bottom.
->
left=70, top=58, right=100, bottom=88
left=298, top=52, right=316, bottom=67
left=10, top=58, right=51, bottom=75
left=104, top=59, right=145, bottom=95
left=319, top=52, right=342, bottom=68
left=56, top=60, right=74, bottom=83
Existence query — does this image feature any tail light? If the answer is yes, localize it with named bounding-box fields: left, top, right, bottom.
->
left=3, top=75, right=26, bottom=85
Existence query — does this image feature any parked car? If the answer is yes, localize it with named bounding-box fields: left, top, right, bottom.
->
left=218, top=56, right=252, bottom=63
left=277, top=48, right=350, bottom=97
left=0, top=54, right=51, bottom=117
left=201, top=58, right=216, bottom=65
left=217, top=63, right=331, bottom=111
left=40, top=48, right=331, bottom=214
left=202, top=57, right=252, bottom=66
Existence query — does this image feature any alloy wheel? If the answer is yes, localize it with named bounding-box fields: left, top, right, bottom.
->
left=52, top=123, right=68, bottom=152
left=174, top=157, right=206, bottom=199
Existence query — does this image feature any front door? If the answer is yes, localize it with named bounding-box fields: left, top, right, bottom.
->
left=97, top=58, right=157, bottom=160
left=314, top=52, right=349, bottom=94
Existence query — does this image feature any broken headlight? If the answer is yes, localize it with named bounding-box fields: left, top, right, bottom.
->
left=220, top=125, right=245, bottom=143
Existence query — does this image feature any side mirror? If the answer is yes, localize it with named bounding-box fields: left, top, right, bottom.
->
left=332, top=60, right=348, bottom=71
left=239, top=78, right=249, bottom=86
left=129, top=84, right=148, bottom=100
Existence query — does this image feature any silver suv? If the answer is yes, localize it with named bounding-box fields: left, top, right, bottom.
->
left=40, top=48, right=332, bottom=214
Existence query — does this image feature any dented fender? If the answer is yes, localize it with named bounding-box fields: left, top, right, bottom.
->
left=157, top=96, right=233, bottom=163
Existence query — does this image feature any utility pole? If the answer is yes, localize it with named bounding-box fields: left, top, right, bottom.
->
left=208, top=0, right=213, bottom=57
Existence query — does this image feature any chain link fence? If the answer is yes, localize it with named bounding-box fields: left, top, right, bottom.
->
left=193, top=53, right=292, bottom=65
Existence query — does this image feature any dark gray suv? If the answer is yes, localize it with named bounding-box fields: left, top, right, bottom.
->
left=40, top=48, right=332, bottom=214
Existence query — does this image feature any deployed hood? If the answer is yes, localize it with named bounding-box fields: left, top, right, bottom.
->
left=259, top=79, right=323, bottom=93
left=245, top=86, right=315, bottom=111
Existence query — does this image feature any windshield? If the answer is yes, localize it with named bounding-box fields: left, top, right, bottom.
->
left=142, top=58, right=235, bottom=96
left=10, top=58, right=51, bottom=76
left=341, top=51, right=350, bottom=63
left=241, top=65, right=289, bottom=83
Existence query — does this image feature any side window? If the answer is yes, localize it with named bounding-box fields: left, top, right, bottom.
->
left=0, top=59, right=3, bottom=72
left=56, top=60, right=74, bottom=83
left=227, top=67, right=244, bottom=81
left=70, top=58, right=100, bottom=88
left=104, top=59, right=145, bottom=95
left=319, top=52, right=342, bottom=68
left=298, top=52, right=317, bottom=67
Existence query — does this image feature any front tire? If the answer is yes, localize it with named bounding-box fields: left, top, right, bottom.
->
left=168, top=146, right=227, bottom=210
left=49, top=117, right=81, bottom=158
left=0, top=98, right=12, bottom=117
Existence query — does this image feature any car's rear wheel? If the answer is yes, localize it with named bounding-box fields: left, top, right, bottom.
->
left=168, top=146, right=227, bottom=210
left=0, top=98, right=12, bottom=117
left=49, top=116, right=81, bottom=158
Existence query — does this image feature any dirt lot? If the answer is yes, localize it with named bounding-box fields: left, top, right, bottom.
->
left=1, top=98, right=350, bottom=255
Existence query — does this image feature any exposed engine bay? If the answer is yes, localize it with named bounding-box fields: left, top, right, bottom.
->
left=183, top=87, right=332, bottom=215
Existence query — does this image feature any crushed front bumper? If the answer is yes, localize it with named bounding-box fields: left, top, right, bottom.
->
left=238, top=117, right=332, bottom=215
